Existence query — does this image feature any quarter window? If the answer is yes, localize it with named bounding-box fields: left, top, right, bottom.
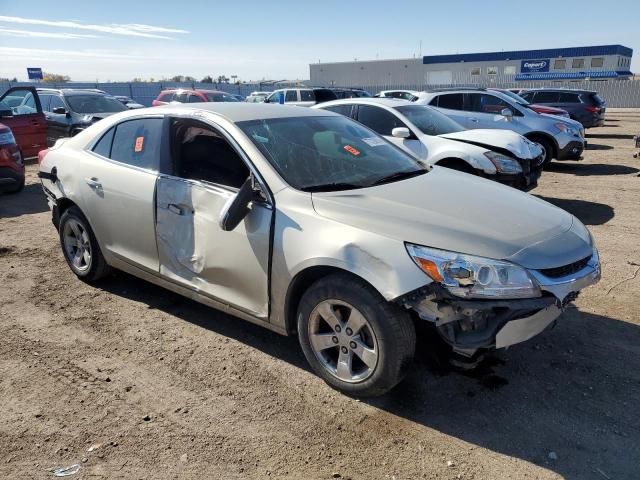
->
left=572, top=58, right=585, bottom=68
left=109, top=118, right=163, bottom=171
left=433, top=93, right=464, bottom=110
left=356, top=105, right=407, bottom=136
left=92, top=127, right=115, bottom=158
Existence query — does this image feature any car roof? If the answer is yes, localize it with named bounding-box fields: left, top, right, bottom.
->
left=160, top=89, right=229, bottom=94
left=36, top=88, right=104, bottom=96
left=523, top=88, right=597, bottom=94
left=317, top=98, right=414, bottom=108
left=151, top=102, right=337, bottom=122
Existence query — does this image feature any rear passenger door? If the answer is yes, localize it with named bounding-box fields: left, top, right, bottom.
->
left=79, top=116, right=167, bottom=272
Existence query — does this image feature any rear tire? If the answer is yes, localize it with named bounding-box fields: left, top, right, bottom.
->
left=297, top=273, right=416, bottom=397
left=58, top=206, right=111, bottom=282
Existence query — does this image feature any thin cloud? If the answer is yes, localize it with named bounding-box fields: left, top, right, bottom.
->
left=0, top=27, right=99, bottom=39
left=0, top=15, right=188, bottom=40
left=0, top=46, right=160, bottom=61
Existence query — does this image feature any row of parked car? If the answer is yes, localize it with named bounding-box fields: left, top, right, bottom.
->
left=0, top=84, right=598, bottom=196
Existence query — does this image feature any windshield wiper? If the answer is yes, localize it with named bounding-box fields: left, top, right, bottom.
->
left=301, top=182, right=364, bottom=192
left=370, top=169, right=427, bottom=186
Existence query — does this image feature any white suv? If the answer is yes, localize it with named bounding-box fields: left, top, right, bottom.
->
left=416, top=88, right=585, bottom=165
left=264, top=88, right=338, bottom=107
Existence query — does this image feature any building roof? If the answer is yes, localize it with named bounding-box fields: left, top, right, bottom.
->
left=423, top=45, right=633, bottom=65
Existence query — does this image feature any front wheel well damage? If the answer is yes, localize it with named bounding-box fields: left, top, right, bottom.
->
left=284, top=266, right=380, bottom=335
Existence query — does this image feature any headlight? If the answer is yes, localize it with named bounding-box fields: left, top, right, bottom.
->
left=0, top=131, right=16, bottom=145
left=555, top=122, right=578, bottom=137
left=406, top=244, right=541, bottom=299
left=483, top=151, right=522, bottom=174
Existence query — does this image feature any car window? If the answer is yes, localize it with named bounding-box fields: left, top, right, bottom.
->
left=519, top=92, right=534, bottom=102
left=356, top=105, right=408, bottom=136
left=395, top=105, right=464, bottom=135
left=557, top=92, right=580, bottom=103
left=204, top=92, right=238, bottom=102
left=300, top=90, right=316, bottom=102
left=468, top=93, right=511, bottom=114
left=92, top=127, right=115, bottom=158
left=109, top=118, right=163, bottom=171
left=267, top=91, right=283, bottom=103
left=188, top=94, right=204, bottom=103
left=285, top=90, right=298, bottom=102
left=238, top=115, right=426, bottom=191
left=174, top=92, right=188, bottom=103
left=171, top=119, right=249, bottom=189
left=532, top=92, right=559, bottom=103
left=49, top=96, right=66, bottom=112
left=313, top=89, right=337, bottom=103
left=433, top=93, right=464, bottom=110
left=2, top=90, right=38, bottom=115
left=322, top=104, right=353, bottom=117
left=38, top=94, right=51, bottom=111
left=66, top=94, right=127, bottom=113
left=159, top=92, right=174, bottom=102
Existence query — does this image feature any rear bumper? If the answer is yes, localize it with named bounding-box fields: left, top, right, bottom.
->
left=0, top=166, right=25, bottom=191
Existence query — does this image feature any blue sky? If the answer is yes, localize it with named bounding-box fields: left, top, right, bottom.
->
left=1, top=0, right=638, bottom=81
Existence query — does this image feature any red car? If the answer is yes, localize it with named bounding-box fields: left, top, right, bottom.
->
left=151, top=89, right=239, bottom=106
left=0, top=123, right=25, bottom=193
left=0, top=87, right=47, bottom=159
left=489, top=88, right=570, bottom=118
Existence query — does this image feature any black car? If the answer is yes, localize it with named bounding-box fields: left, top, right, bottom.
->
left=330, top=88, right=372, bottom=99
left=518, top=89, right=606, bottom=128
left=36, top=88, right=128, bottom=146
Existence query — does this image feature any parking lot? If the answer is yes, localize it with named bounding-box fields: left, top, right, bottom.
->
left=0, top=110, right=639, bottom=479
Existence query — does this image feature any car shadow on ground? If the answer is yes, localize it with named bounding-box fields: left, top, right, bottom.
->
left=0, top=183, right=49, bottom=218
left=94, top=272, right=640, bottom=480
left=535, top=196, right=614, bottom=226
left=370, top=309, right=640, bottom=480
left=585, top=133, right=634, bottom=140
left=584, top=143, right=613, bottom=151
left=545, top=162, right=639, bottom=176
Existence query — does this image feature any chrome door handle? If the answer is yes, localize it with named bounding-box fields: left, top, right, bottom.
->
left=167, top=203, right=184, bottom=215
left=85, top=177, right=102, bottom=189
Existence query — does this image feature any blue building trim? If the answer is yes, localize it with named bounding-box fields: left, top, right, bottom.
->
left=423, top=45, right=633, bottom=65
left=515, top=70, right=633, bottom=81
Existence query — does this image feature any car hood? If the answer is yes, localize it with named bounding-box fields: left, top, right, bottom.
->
left=438, top=129, right=542, bottom=160
left=311, top=167, right=592, bottom=269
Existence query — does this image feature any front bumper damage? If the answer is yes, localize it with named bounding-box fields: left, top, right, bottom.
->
left=399, top=252, right=601, bottom=356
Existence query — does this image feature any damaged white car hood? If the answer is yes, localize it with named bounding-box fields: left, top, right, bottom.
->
left=439, top=129, right=543, bottom=159
left=311, top=166, right=592, bottom=270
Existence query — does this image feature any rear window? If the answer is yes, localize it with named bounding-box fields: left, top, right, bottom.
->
left=586, top=93, right=605, bottom=105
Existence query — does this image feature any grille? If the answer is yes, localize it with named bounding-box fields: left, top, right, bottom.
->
left=539, top=255, right=592, bottom=278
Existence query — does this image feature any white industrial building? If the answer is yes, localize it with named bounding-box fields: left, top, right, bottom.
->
left=310, top=45, right=634, bottom=88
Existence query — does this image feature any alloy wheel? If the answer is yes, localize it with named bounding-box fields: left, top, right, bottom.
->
left=308, top=299, right=379, bottom=383
left=63, top=218, right=92, bottom=272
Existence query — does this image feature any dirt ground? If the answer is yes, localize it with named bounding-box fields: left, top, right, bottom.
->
left=1, top=111, right=639, bottom=480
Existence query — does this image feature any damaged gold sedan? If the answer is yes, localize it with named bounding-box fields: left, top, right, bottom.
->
left=38, top=103, right=600, bottom=396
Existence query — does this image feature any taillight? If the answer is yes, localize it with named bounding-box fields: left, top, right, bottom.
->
left=585, top=106, right=599, bottom=113
left=38, top=148, right=49, bottom=165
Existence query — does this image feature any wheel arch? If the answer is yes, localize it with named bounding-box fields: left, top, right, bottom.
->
left=434, top=157, right=478, bottom=174
left=284, top=266, right=383, bottom=335
left=524, top=131, right=558, bottom=158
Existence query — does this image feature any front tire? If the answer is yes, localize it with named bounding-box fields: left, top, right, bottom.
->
left=297, top=273, right=416, bottom=397
left=532, top=137, right=554, bottom=166
left=58, top=206, right=111, bottom=282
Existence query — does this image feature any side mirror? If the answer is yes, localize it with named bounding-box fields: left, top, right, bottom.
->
left=501, top=108, right=514, bottom=121
left=52, top=107, right=68, bottom=115
left=218, top=177, right=256, bottom=232
left=392, top=127, right=411, bottom=139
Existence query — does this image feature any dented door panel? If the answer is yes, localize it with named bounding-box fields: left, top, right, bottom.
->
left=156, top=176, right=271, bottom=319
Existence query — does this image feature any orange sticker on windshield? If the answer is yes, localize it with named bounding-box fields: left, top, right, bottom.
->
left=343, top=145, right=360, bottom=156
left=134, top=136, right=144, bottom=153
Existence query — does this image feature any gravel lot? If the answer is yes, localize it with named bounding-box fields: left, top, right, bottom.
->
left=1, top=111, right=639, bottom=480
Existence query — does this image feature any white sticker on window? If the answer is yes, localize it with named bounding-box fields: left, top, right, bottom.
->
left=362, top=136, right=386, bottom=147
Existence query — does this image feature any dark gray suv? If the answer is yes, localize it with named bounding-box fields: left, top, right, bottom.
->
left=37, top=88, right=127, bottom=146
left=519, top=89, right=606, bottom=128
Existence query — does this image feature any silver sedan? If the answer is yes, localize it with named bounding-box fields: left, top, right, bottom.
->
left=38, top=103, right=600, bottom=396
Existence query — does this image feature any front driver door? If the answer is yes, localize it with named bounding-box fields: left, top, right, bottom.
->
left=155, top=118, right=272, bottom=319
left=0, top=87, right=47, bottom=158
left=355, top=105, right=427, bottom=159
